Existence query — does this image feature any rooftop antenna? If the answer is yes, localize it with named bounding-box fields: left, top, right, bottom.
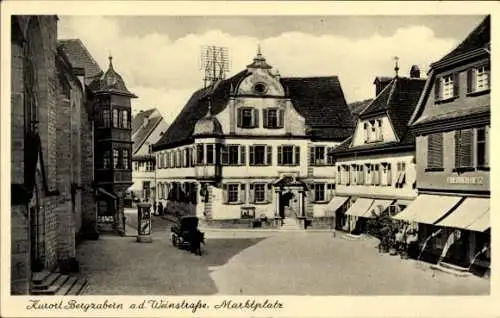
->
left=200, top=45, right=231, bottom=88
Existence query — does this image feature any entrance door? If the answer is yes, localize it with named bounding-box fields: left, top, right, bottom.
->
left=279, top=191, right=295, bottom=218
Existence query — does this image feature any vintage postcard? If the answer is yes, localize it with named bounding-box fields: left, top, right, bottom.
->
left=1, top=1, right=498, bottom=317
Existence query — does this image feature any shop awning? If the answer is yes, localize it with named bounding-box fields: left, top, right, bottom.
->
left=98, top=187, right=117, bottom=199
left=467, top=210, right=490, bottom=232
left=392, top=194, right=461, bottom=224
left=437, top=197, right=490, bottom=231
left=345, top=198, right=374, bottom=217
left=326, top=196, right=349, bottom=214
left=362, top=199, right=394, bottom=218
left=395, top=199, right=414, bottom=206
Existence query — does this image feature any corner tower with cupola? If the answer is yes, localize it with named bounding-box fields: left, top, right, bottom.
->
left=153, top=46, right=354, bottom=230
left=93, top=56, right=137, bottom=232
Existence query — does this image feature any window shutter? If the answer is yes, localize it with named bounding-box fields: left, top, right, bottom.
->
left=240, top=184, right=246, bottom=204
left=278, top=146, right=282, bottom=165
left=222, top=184, right=228, bottom=203
left=249, top=183, right=255, bottom=203
left=263, top=109, right=268, bottom=128
left=310, top=184, right=316, bottom=202
left=454, top=131, right=461, bottom=168
left=240, top=145, right=246, bottom=165
left=309, top=146, right=314, bottom=165
left=253, top=108, right=259, bottom=128
left=467, top=69, right=474, bottom=93
left=278, top=109, right=285, bottom=128
left=266, top=146, right=272, bottom=165
left=434, top=78, right=441, bottom=101
left=485, top=125, right=490, bottom=167
left=237, top=108, right=243, bottom=128
left=267, top=184, right=273, bottom=203
left=427, top=133, right=443, bottom=169
left=336, top=166, right=341, bottom=185
left=458, top=129, right=473, bottom=168
left=359, top=165, right=364, bottom=184
left=363, top=122, right=369, bottom=142
left=249, top=146, right=255, bottom=165
left=387, top=163, right=392, bottom=186
left=453, top=72, right=460, bottom=97
left=294, top=146, right=300, bottom=165
left=221, top=146, right=229, bottom=165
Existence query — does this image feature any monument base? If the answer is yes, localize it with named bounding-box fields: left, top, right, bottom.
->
left=136, top=235, right=153, bottom=243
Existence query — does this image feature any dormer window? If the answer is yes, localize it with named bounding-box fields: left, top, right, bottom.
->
left=263, top=108, right=284, bottom=129
left=237, top=107, right=258, bottom=128
left=435, top=73, right=458, bottom=102
left=442, top=75, right=454, bottom=100
left=363, top=119, right=384, bottom=143
left=467, top=65, right=490, bottom=94
left=253, top=82, right=268, bottom=94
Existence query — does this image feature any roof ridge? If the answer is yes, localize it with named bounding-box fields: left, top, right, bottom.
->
left=359, top=78, right=395, bottom=116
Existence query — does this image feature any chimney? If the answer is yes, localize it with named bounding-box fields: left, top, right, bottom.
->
left=410, top=65, right=420, bottom=78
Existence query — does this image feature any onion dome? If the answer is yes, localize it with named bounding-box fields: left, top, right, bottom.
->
left=246, top=44, right=272, bottom=70
left=193, top=98, right=223, bottom=136
left=97, top=55, right=136, bottom=97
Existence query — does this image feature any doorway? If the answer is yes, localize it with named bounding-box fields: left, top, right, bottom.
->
left=279, top=191, right=295, bottom=218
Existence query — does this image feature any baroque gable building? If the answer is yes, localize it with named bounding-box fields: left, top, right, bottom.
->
left=152, top=48, right=355, bottom=229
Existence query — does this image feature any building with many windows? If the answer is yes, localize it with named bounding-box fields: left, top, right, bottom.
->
left=128, top=108, right=169, bottom=204
left=395, top=16, right=490, bottom=275
left=152, top=48, right=354, bottom=229
left=329, top=64, right=426, bottom=234
left=59, top=40, right=136, bottom=233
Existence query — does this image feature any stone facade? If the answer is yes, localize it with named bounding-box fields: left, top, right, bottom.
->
left=10, top=15, right=95, bottom=294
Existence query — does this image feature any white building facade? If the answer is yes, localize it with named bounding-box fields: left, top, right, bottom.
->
left=330, top=66, right=426, bottom=234
left=152, top=49, right=355, bottom=229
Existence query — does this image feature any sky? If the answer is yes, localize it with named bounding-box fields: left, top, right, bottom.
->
left=58, top=15, right=486, bottom=122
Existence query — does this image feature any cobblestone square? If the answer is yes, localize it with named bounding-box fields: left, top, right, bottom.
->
left=76, top=213, right=489, bottom=295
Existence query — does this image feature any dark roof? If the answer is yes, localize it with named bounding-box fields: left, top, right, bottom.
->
left=331, top=76, right=425, bottom=156
left=132, top=109, right=156, bottom=135
left=95, top=57, right=136, bottom=97
left=348, top=99, right=373, bottom=118
left=57, top=39, right=102, bottom=85
left=153, top=72, right=354, bottom=149
left=132, top=109, right=164, bottom=154
left=433, top=15, right=490, bottom=66
left=360, top=76, right=426, bottom=139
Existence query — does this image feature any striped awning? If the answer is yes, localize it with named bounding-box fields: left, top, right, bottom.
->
left=326, top=196, right=350, bottom=214
left=362, top=199, right=394, bottom=218
left=345, top=198, right=374, bottom=217
left=437, top=198, right=490, bottom=232
left=393, top=194, right=461, bottom=225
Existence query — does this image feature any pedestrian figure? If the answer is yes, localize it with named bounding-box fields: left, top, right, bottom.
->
left=158, top=201, right=163, bottom=216
left=153, top=201, right=157, bottom=216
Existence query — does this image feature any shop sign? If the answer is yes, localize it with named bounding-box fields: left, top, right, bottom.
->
left=447, top=176, right=484, bottom=185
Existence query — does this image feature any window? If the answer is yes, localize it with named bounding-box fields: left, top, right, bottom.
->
left=310, top=146, right=326, bottom=165
left=314, top=183, right=326, bottom=202
left=227, top=184, right=239, bottom=203
left=237, top=108, right=258, bottom=128
left=435, top=73, right=458, bottom=101
left=442, top=75, right=454, bottom=100
left=263, top=108, right=284, bottom=128
left=476, top=127, right=488, bottom=167
left=250, top=145, right=272, bottom=165
left=468, top=65, right=490, bottom=93
left=146, top=161, right=153, bottom=171
left=223, top=145, right=240, bottom=165
left=254, top=183, right=266, bottom=203
left=357, top=165, right=365, bottom=185
left=365, top=164, right=372, bottom=185
left=113, top=149, right=120, bottom=168
left=363, top=122, right=369, bottom=142
left=475, top=66, right=490, bottom=91
left=455, top=129, right=474, bottom=169
left=427, top=133, right=444, bottom=169
left=112, top=109, right=119, bottom=127
left=278, top=145, right=300, bottom=165
left=134, top=161, right=139, bottom=171
left=102, top=109, right=110, bottom=128
left=206, top=144, right=214, bottom=165
left=196, top=144, right=204, bottom=164
left=382, top=163, right=392, bottom=186
left=103, top=150, right=110, bottom=169
left=350, top=165, right=357, bottom=185
left=396, top=162, right=406, bottom=188
left=372, top=164, right=380, bottom=185
left=123, top=149, right=129, bottom=169
left=176, top=149, right=181, bottom=168
left=376, top=119, right=383, bottom=141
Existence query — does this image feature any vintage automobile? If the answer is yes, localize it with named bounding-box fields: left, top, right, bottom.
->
left=170, top=216, right=205, bottom=255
